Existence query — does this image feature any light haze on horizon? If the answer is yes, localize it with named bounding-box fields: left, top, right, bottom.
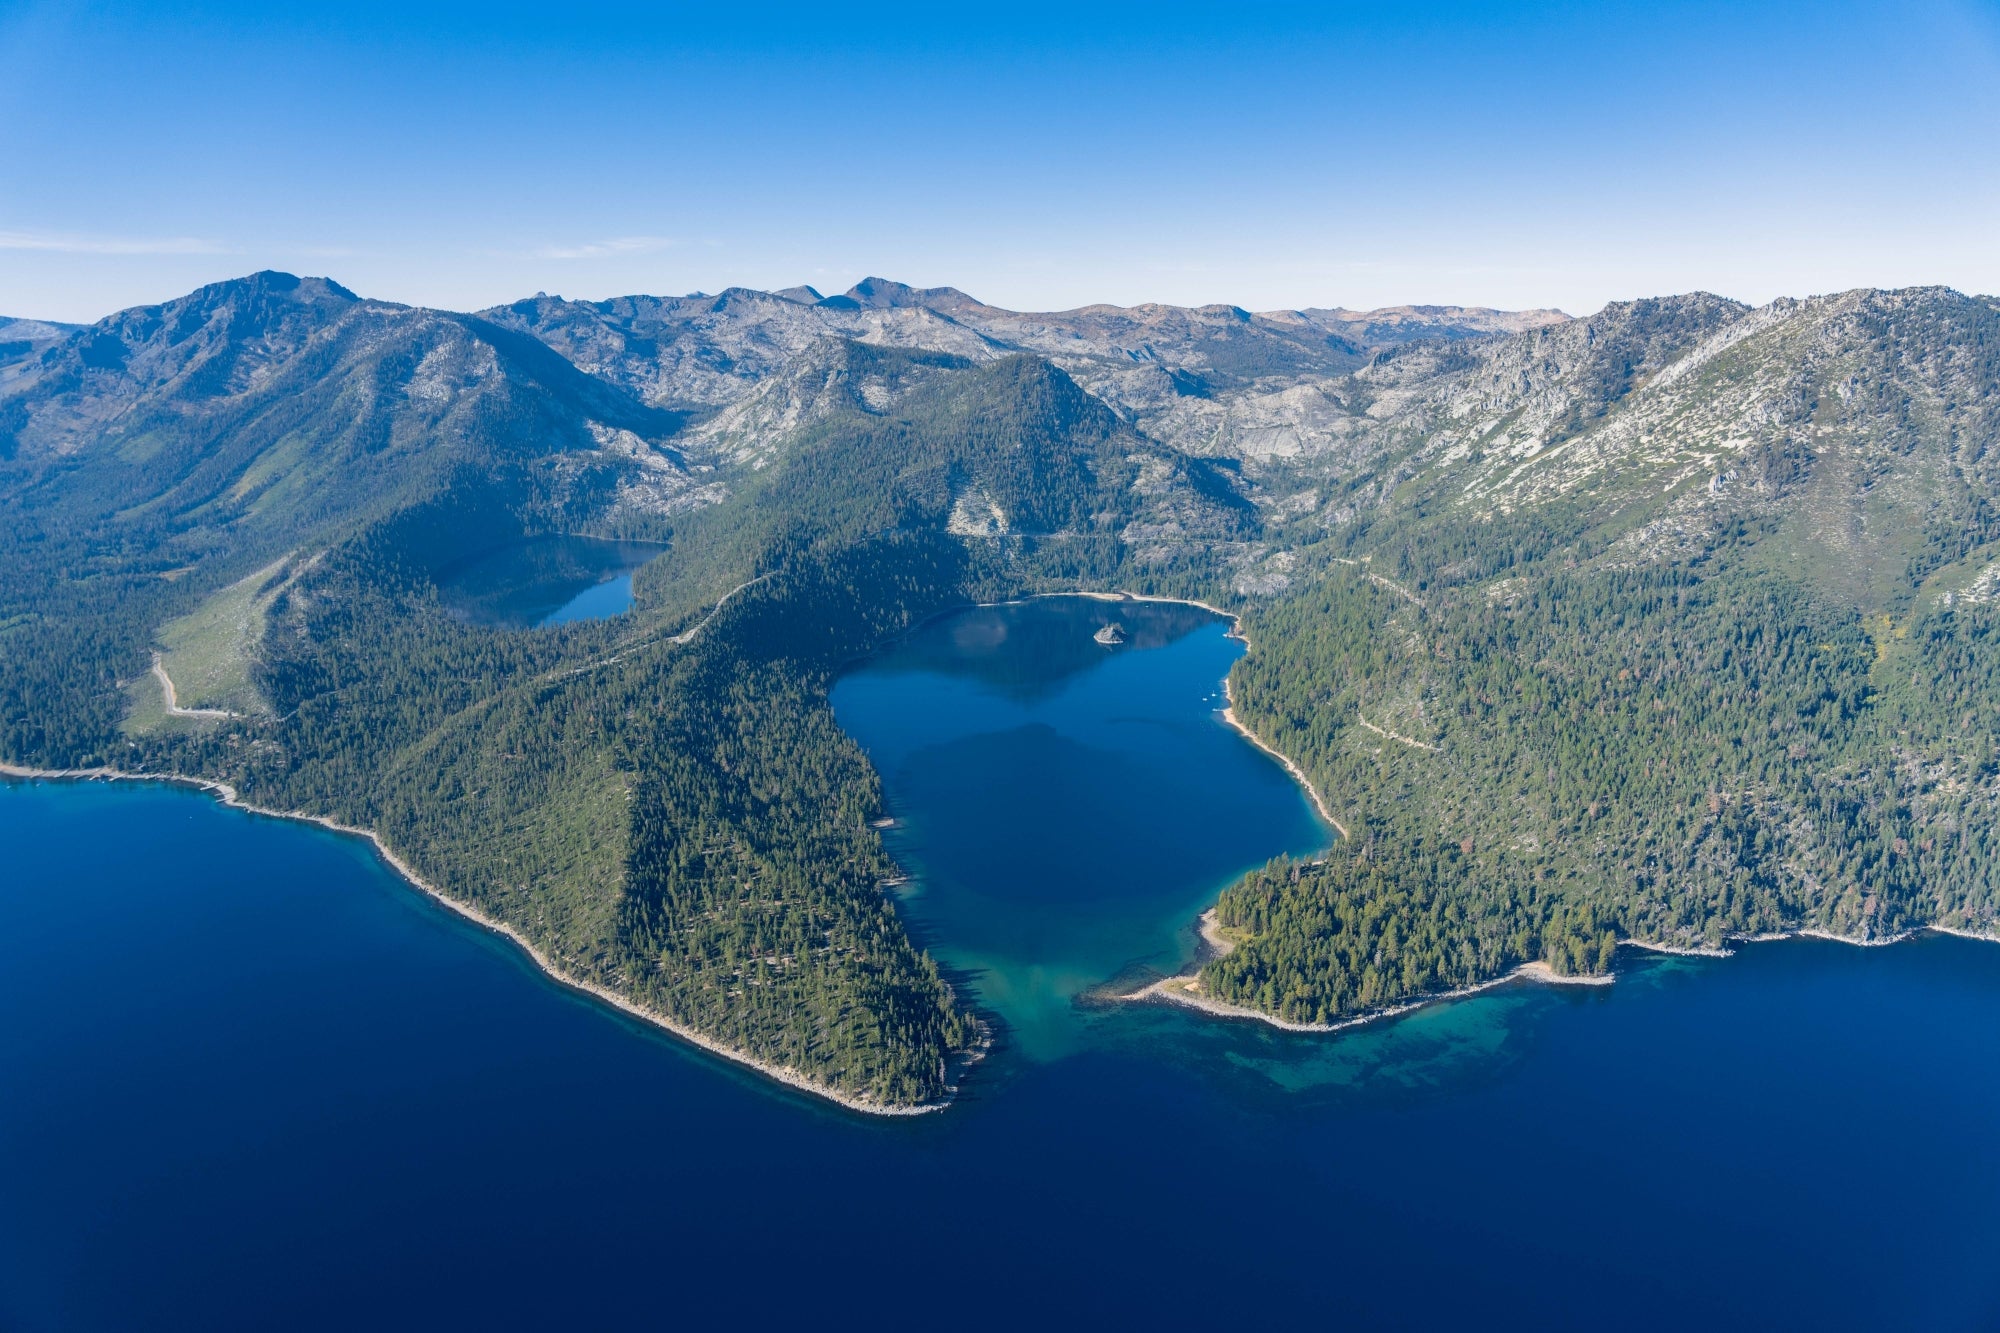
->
left=4, top=0, right=1998, bottom=324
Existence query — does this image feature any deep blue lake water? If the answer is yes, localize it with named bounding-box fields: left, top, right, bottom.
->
left=5, top=597, right=2000, bottom=1330
left=829, top=596, right=1328, bottom=1057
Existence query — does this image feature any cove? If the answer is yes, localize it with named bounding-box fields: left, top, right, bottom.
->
left=6, top=598, right=2000, bottom=1329
left=827, top=595, right=1327, bottom=1058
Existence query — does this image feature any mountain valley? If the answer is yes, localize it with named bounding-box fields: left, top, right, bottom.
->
left=5, top=271, right=1998, bottom=1102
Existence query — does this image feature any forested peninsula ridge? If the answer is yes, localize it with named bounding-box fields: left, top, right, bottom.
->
left=0, top=759, right=974, bottom=1114
left=5, top=272, right=1999, bottom=1100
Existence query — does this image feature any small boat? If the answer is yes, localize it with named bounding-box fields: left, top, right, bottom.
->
left=1093, top=622, right=1125, bottom=645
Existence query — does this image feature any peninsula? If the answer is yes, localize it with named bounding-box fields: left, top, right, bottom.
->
left=5, top=272, right=2000, bottom=1099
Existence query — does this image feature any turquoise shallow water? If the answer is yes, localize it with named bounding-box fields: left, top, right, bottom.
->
left=6, top=596, right=2000, bottom=1329
left=829, top=597, right=1327, bottom=1058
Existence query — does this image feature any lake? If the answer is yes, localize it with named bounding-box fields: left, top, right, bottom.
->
left=5, top=597, right=2000, bottom=1330
left=432, top=535, right=662, bottom=628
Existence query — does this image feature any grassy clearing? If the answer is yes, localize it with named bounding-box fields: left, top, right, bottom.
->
left=118, top=667, right=214, bottom=738
left=119, top=669, right=171, bottom=737
left=155, top=557, right=294, bottom=715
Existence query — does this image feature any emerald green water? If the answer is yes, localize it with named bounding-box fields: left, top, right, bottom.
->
left=828, top=597, right=1327, bottom=1058
left=8, top=594, right=2000, bottom=1328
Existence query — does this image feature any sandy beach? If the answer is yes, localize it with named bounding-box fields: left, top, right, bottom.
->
left=1047, top=588, right=2000, bottom=1037
left=1130, top=910, right=2000, bottom=1037
left=1129, top=934, right=1615, bottom=1037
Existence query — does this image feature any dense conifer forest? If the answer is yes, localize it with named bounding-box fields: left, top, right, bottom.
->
left=0, top=294, right=1245, bottom=1105
left=7, top=271, right=2000, bottom=1087
left=1207, top=286, right=2000, bottom=1020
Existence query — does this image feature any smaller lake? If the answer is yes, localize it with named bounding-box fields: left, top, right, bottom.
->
left=433, top=536, right=662, bottom=628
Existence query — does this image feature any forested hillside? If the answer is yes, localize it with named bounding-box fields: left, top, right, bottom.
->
left=1206, top=287, right=2000, bottom=1023
left=0, top=275, right=1243, bottom=1106
left=7, top=269, right=2000, bottom=1085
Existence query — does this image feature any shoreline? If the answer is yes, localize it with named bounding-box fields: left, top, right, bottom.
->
left=1045, top=588, right=1999, bottom=1037
left=1128, top=914, right=2000, bottom=1036
left=0, top=762, right=965, bottom=1118
left=1195, top=906, right=1238, bottom=961
left=1130, top=923, right=1614, bottom=1036
left=1219, top=684, right=1347, bottom=839
left=53, top=592, right=2000, bottom=1101
left=995, top=589, right=1350, bottom=840
left=15, top=589, right=1319, bottom=1119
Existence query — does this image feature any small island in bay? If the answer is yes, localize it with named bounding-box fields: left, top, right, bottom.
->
left=5, top=269, right=1999, bottom=1103
left=14, top=4, right=2000, bottom=1325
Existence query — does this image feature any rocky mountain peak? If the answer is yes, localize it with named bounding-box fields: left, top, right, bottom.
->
left=163, top=271, right=363, bottom=327
left=7, top=270, right=371, bottom=420
left=828, top=277, right=991, bottom=316
left=679, top=336, right=973, bottom=467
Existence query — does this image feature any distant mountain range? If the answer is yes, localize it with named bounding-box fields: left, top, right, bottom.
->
left=474, top=275, right=1567, bottom=456
left=5, top=269, right=1998, bottom=1104
left=0, top=271, right=1567, bottom=582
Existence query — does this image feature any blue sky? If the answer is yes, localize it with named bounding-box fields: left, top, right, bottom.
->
left=3, top=0, right=1998, bottom=321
